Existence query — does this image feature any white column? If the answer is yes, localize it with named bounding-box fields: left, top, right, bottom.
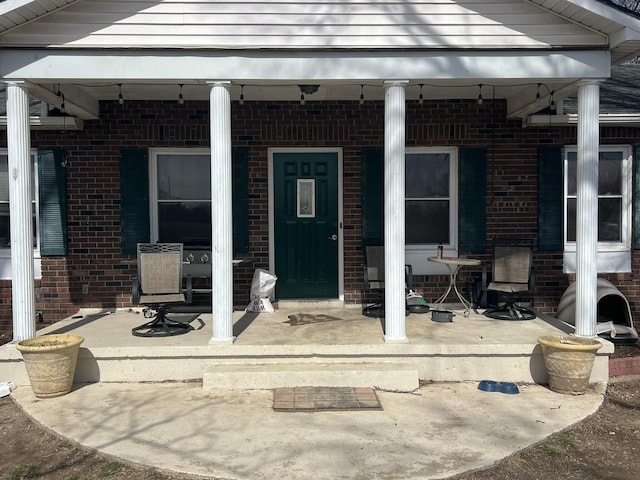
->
left=208, top=81, right=235, bottom=344
left=6, top=82, right=36, bottom=342
left=574, top=80, right=600, bottom=338
left=383, top=80, right=409, bottom=342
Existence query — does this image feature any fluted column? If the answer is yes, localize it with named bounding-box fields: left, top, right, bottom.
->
left=6, top=81, right=36, bottom=342
left=383, top=80, right=409, bottom=342
left=208, top=81, right=235, bottom=344
left=575, top=80, right=600, bottom=338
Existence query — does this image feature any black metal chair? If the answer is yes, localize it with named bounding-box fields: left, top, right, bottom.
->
left=131, top=243, right=193, bottom=337
left=484, top=240, right=536, bottom=321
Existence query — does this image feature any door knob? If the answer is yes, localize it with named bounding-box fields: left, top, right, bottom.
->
left=328, top=234, right=338, bottom=241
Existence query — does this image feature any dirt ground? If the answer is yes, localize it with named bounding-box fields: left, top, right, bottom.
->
left=1, top=345, right=639, bottom=480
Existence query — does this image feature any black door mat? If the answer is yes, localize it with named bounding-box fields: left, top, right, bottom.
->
left=273, top=387, right=382, bottom=412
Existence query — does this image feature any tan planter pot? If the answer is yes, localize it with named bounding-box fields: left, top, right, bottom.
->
left=16, top=334, right=84, bottom=398
left=537, top=335, right=603, bottom=395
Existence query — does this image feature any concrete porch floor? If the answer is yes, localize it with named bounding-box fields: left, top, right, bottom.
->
left=0, top=301, right=614, bottom=387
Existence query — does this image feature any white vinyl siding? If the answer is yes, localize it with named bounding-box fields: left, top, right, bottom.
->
left=0, top=0, right=607, bottom=49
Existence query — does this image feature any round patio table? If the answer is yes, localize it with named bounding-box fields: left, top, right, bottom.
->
left=428, top=256, right=481, bottom=317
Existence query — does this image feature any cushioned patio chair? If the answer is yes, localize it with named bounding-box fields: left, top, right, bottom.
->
left=484, top=240, right=536, bottom=321
left=131, top=242, right=193, bottom=337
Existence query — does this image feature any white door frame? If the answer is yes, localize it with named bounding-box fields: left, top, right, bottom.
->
left=267, top=147, right=344, bottom=301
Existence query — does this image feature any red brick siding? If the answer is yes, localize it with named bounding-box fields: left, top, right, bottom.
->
left=0, top=99, right=638, bottom=340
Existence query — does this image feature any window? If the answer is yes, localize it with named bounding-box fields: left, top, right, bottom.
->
left=562, top=145, right=632, bottom=273
left=564, top=146, right=631, bottom=249
left=405, top=147, right=458, bottom=247
left=0, top=150, right=38, bottom=254
left=150, top=149, right=211, bottom=246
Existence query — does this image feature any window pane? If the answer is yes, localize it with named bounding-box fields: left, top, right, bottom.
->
left=157, top=154, right=210, bottom=200
left=566, top=152, right=577, bottom=195
left=158, top=202, right=211, bottom=246
left=599, top=156, right=622, bottom=195
left=405, top=200, right=450, bottom=244
left=567, top=198, right=576, bottom=242
left=599, top=198, right=621, bottom=242
left=406, top=153, right=450, bottom=198
left=0, top=204, right=8, bottom=247
left=0, top=155, right=8, bottom=202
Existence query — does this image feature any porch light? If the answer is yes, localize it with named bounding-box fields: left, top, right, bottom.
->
left=177, top=84, right=184, bottom=104
left=550, top=91, right=556, bottom=111
left=418, top=84, right=424, bottom=105
left=239, top=85, right=245, bottom=105
left=477, top=84, right=483, bottom=105
left=118, top=84, right=124, bottom=105
left=536, top=83, right=541, bottom=100
left=298, top=84, right=319, bottom=105
left=359, top=84, right=365, bottom=105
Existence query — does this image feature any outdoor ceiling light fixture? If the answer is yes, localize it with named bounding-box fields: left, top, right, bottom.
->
left=177, top=84, right=184, bottom=104
left=418, top=84, right=424, bottom=105
left=55, top=84, right=65, bottom=112
left=359, top=84, right=365, bottom=105
left=118, top=84, right=124, bottom=105
left=239, top=84, right=245, bottom=105
left=477, top=84, right=483, bottom=105
left=298, top=84, right=319, bottom=105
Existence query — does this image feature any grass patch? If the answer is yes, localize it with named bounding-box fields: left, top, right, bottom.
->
left=98, top=461, right=124, bottom=478
left=6, top=465, right=40, bottom=480
left=140, top=469, right=163, bottom=480
left=540, top=444, right=568, bottom=458
left=555, top=434, right=577, bottom=449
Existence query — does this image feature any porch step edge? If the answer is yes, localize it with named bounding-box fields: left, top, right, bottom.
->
left=202, top=362, right=419, bottom=391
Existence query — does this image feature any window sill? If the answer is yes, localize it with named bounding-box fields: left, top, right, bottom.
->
left=0, top=256, right=42, bottom=280
left=563, top=250, right=631, bottom=274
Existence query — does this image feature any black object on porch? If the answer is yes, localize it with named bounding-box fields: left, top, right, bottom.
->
left=131, top=243, right=193, bottom=337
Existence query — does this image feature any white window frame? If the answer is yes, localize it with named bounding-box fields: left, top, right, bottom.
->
left=405, top=146, right=459, bottom=275
left=148, top=147, right=210, bottom=243
left=563, top=145, right=632, bottom=273
left=0, top=149, right=41, bottom=279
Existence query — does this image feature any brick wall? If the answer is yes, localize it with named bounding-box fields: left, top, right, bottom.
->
left=0, top=99, right=638, bottom=339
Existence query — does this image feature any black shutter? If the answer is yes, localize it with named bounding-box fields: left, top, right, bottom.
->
left=232, top=147, right=249, bottom=254
left=119, top=148, right=150, bottom=255
left=458, top=147, right=487, bottom=253
left=38, top=149, right=67, bottom=256
left=634, top=146, right=640, bottom=249
left=361, top=147, right=384, bottom=246
left=538, top=146, right=564, bottom=251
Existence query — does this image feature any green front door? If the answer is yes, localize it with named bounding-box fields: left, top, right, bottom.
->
left=273, top=151, right=339, bottom=299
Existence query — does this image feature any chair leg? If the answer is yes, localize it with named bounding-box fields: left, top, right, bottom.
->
left=132, top=305, right=194, bottom=337
left=484, top=299, right=536, bottom=321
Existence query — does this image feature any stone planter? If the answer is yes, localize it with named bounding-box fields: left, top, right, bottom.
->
left=537, top=335, right=603, bottom=395
left=16, top=334, right=84, bottom=398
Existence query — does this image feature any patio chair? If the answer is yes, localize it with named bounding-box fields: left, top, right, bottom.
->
left=483, top=240, right=536, bottom=321
left=362, top=246, right=426, bottom=317
left=131, top=242, right=193, bottom=337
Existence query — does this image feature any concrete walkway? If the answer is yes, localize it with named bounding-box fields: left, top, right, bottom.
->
left=10, top=380, right=606, bottom=480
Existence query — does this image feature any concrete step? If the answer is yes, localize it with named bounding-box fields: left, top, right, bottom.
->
left=202, top=362, right=419, bottom=390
